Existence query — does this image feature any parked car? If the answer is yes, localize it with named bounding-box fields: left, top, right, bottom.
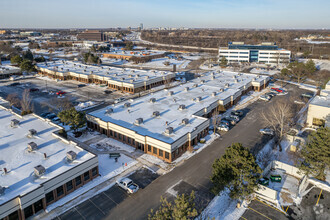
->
left=56, top=91, right=66, bottom=95
left=116, top=178, right=139, bottom=194
left=231, top=110, right=243, bottom=117
left=259, top=95, right=271, bottom=101
left=104, top=90, right=112, bottom=94
left=220, top=120, right=230, bottom=127
left=271, top=88, right=284, bottom=93
left=270, top=175, right=282, bottom=182
left=9, top=82, right=20, bottom=86
left=229, top=115, right=240, bottom=122
left=258, top=177, right=269, bottom=186
left=224, top=117, right=236, bottom=125
left=40, top=112, right=51, bottom=118
left=259, top=128, right=274, bottom=136
left=218, top=124, right=229, bottom=131
left=77, top=84, right=86, bottom=88
left=266, top=92, right=277, bottom=98
left=301, top=93, right=314, bottom=99
left=51, top=117, right=61, bottom=123
left=29, top=88, right=39, bottom=92
left=46, top=113, right=57, bottom=120
left=114, top=97, right=126, bottom=104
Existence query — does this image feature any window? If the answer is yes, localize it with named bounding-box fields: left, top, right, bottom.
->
left=165, top=152, right=170, bottom=159
left=312, top=118, right=325, bottom=127
left=75, top=176, right=82, bottom=186
left=56, top=185, right=64, bottom=197
left=153, top=147, right=157, bottom=155
left=92, top=167, right=98, bottom=176
left=159, top=149, right=163, bottom=157
left=34, top=199, right=43, bottom=213
left=114, top=132, right=117, bottom=138
left=8, top=211, right=19, bottom=220
left=148, top=145, right=151, bottom=152
left=127, top=137, right=131, bottom=144
left=132, top=140, right=135, bottom=145
left=109, top=130, right=113, bottom=136
left=66, top=180, right=73, bottom=192
left=24, top=205, right=33, bottom=219
left=84, top=171, right=90, bottom=181
left=46, top=191, right=54, bottom=204
left=118, top=134, right=122, bottom=140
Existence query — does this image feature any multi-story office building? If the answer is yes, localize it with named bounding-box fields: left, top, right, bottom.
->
left=219, top=42, right=291, bottom=64
left=77, top=30, right=108, bottom=42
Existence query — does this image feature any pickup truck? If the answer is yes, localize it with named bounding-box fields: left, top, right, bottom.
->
left=116, top=178, right=139, bottom=194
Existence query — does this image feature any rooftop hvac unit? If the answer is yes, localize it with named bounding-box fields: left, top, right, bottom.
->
left=28, top=142, right=38, bottom=152
left=29, top=129, right=37, bottom=136
left=184, top=87, right=189, bottom=92
left=217, top=70, right=221, bottom=73
left=253, top=77, right=257, bottom=81
left=232, top=75, right=236, bottom=79
left=235, top=79, right=238, bottom=83
left=211, top=76, right=215, bottom=80
left=195, top=97, right=202, bottom=102
left=34, top=165, right=46, bottom=177
left=108, top=67, right=111, bottom=70
left=145, top=76, right=149, bottom=79
left=83, top=70, right=86, bottom=72
left=219, top=88, right=224, bottom=92
left=101, top=66, right=104, bottom=69
left=90, top=71, right=93, bottom=74
left=130, top=79, right=135, bottom=83
left=67, top=151, right=77, bottom=161
left=0, top=186, right=5, bottom=195
left=201, top=80, right=205, bottom=84
left=225, top=83, right=229, bottom=88
left=165, top=127, right=174, bottom=135
left=124, top=102, right=131, bottom=108
left=178, top=104, right=186, bottom=110
left=152, top=111, right=160, bottom=117
left=106, top=108, right=113, bottom=114
left=136, top=74, right=140, bottom=77
left=168, top=91, right=174, bottom=96
left=114, top=73, right=118, bottom=76
left=192, top=84, right=198, bottom=88
left=212, top=92, right=217, bottom=97
left=211, top=72, right=215, bottom=76
left=149, top=98, right=156, bottom=103
left=11, top=119, right=20, bottom=127
left=128, top=74, right=133, bottom=78
left=134, top=118, right=143, bottom=125
left=121, top=77, right=125, bottom=81
left=182, top=118, right=189, bottom=125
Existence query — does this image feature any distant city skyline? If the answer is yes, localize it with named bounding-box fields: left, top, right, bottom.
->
left=1, top=0, right=329, bottom=29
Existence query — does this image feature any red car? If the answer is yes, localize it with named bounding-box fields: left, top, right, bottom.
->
left=56, top=91, right=66, bottom=95
left=271, top=88, right=284, bottom=93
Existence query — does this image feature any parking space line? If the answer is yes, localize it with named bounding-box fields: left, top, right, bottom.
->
left=285, top=206, right=289, bottom=213
left=316, top=189, right=323, bottom=205
left=240, top=216, right=248, bottom=220
left=248, top=207, right=272, bottom=220
left=102, top=192, right=119, bottom=205
left=255, top=198, right=286, bottom=215
left=89, top=198, right=106, bottom=215
left=74, top=206, right=86, bottom=220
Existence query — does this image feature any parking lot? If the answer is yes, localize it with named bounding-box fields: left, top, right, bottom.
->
left=55, top=168, right=159, bottom=220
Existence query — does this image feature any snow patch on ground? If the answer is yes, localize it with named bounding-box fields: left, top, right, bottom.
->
left=75, top=101, right=97, bottom=111
left=250, top=68, right=279, bottom=76
left=90, top=137, right=136, bottom=153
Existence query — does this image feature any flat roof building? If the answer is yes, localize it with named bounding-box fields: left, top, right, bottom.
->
left=77, top=30, right=108, bottom=42
left=36, top=61, right=175, bottom=94
left=0, top=65, right=21, bottom=79
left=0, top=102, right=98, bottom=220
left=87, top=71, right=269, bottom=162
left=219, top=42, right=291, bottom=64
left=102, top=50, right=166, bottom=63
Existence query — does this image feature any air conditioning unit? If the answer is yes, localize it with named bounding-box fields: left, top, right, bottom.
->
left=152, top=111, right=160, bottom=117
left=34, top=165, right=46, bottom=177
left=29, top=129, right=37, bottom=136
left=149, top=98, right=156, bottom=103
left=28, top=142, right=38, bottom=152
left=134, top=118, right=143, bottom=125
left=0, top=186, right=5, bottom=195
left=11, top=119, right=20, bottom=127
left=184, top=87, right=189, bottom=92
left=67, top=151, right=77, bottom=161
left=168, top=91, right=174, bottom=96
left=195, top=97, right=202, bottom=102
left=106, top=108, right=113, bottom=114
left=124, top=102, right=131, bottom=108
left=219, top=88, right=224, bottom=92
left=192, top=84, right=198, bottom=88
left=225, top=83, right=229, bottom=88
left=182, top=118, right=189, bottom=125
left=178, top=104, right=186, bottom=110
left=165, top=127, right=174, bottom=135
left=235, top=79, right=238, bottom=83
left=201, top=80, right=205, bottom=84
left=212, top=92, right=217, bottom=97
left=211, top=76, right=215, bottom=80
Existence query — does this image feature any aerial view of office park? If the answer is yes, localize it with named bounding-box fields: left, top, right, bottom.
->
left=0, top=0, right=330, bottom=219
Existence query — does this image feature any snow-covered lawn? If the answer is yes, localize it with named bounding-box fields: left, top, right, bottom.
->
left=90, top=136, right=136, bottom=153
left=69, top=130, right=101, bottom=142
left=45, top=153, right=138, bottom=212
left=250, top=68, right=279, bottom=76
left=298, top=58, right=330, bottom=71
left=201, top=188, right=248, bottom=220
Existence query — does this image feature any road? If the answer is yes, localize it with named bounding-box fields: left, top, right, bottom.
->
left=54, top=83, right=308, bottom=220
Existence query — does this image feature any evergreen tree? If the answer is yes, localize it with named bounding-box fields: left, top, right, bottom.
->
left=299, top=127, right=330, bottom=180
left=10, top=55, right=23, bottom=65
left=148, top=191, right=198, bottom=220
left=220, top=56, right=228, bottom=67
left=58, top=107, right=86, bottom=132
left=305, top=59, right=317, bottom=73
left=125, top=41, right=134, bottom=50
left=20, top=59, right=36, bottom=72
left=23, top=49, right=34, bottom=61
left=211, top=143, right=262, bottom=200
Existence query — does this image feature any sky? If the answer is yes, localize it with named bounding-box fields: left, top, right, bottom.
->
left=0, top=0, right=329, bottom=29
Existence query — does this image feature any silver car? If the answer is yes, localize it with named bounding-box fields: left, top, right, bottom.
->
left=116, top=178, right=139, bottom=193
left=259, top=128, right=274, bottom=136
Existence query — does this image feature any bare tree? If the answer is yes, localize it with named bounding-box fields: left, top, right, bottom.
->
left=6, top=93, right=21, bottom=108
left=261, top=99, right=294, bottom=151
left=21, top=89, right=33, bottom=113
left=212, top=108, right=221, bottom=134
left=49, top=96, right=73, bottom=112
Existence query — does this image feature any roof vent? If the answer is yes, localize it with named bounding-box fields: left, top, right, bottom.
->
left=212, top=92, right=217, bottom=97
left=108, top=67, right=111, bottom=70
left=136, top=74, right=140, bottom=77
left=195, top=97, right=202, bottom=102
left=225, top=83, right=229, bottom=88
left=184, top=87, right=189, bottom=92
left=152, top=111, right=160, bottom=117
left=165, top=127, right=174, bottom=135
left=234, top=79, right=238, bottom=83
left=105, top=108, right=113, bottom=114
left=114, top=73, right=118, bottom=76
left=29, top=129, right=37, bottom=136
left=134, top=118, right=143, bottom=125
left=168, top=91, right=174, bottom=96
left=149, top=98, right=156, bottom=103
left=201, top=80, right=205, bottom=84
left=11, top=119, right=20, bottom=127
left=178, top=104, right=186, bottom=110
left=211, top=72, right=215, bottom=76
left=253, top=77, right=257, bottom=81
left=211, top=76, right=215, bottom=80
left=121, top=77, right=125, bottom=81
left=145, top=76, right=149, bottom=79
left=28, top=142, right=38, bottom=152
left=66, top=151, right=77, bottom=161
left=192, top=84, right=198, bottom=88
left=130, top=79, right=135, bottom=83
left=232, top=75, right=236, bottom=79
left=83, top=69, right=86, bottom=72
left=124, top=102, right=131, bottom=108
left=182, top=118, right=189, bottom=125
left=34, top=165, right=46, bottom=177
left=219, top=88, right=224, bottom=92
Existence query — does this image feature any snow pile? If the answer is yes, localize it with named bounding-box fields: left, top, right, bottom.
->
left=201, top=188, right=247, bottom=220
left=139, top=154, right=170, bottom=170
left=45, top=153, right=137, bottom=212
left=250, top=68, right=279, bottom=76
left=75, top=101, right=97, bottom=111
left=90, top=137, right=136, bottom=153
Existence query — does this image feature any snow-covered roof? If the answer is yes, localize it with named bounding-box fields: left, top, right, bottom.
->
left=0, top=109, right=95, bottom=205
left=103, top=50, right=165, bottom=58
left=310, top=94, right=330, bottom=108
left=0, top=65, right=20, bottom=74
left=36, top=60, right=175, bottom=86
left=89, top=71, right=269, bottom=144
